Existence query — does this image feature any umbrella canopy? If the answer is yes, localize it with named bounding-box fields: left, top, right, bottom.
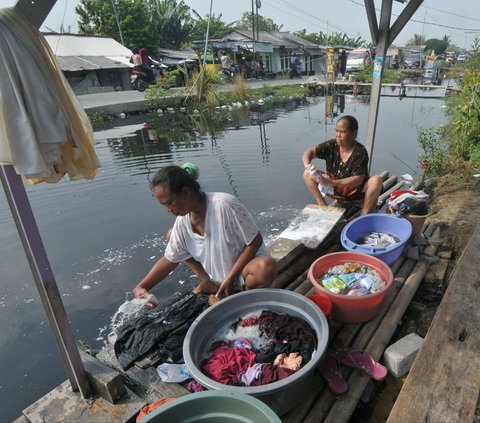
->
left=0, top=7, right=100, bottom=182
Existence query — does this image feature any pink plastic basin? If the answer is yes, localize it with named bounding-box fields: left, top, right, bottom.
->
left=307, top=252, right=393, bottom=323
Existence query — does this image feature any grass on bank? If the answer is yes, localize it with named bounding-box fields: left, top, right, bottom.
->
left=418, top=54, right=480, bottom=193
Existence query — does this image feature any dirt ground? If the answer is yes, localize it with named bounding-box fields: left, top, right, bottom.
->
left=351, top=175, right=480, bottom=423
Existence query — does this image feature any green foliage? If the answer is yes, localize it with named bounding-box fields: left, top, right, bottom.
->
left=145, top=0, right=193, bottom=49
left=424, top=39, right=448, bottom=55
left=294, top=29, right=365, bottom=47
left=417, top=128, right=449, bottom=177
left=76, top=0, right=193, bottom=50
left=189, top=12, right=234, bottom=40
left=418, top=54, right=480, bottom=177
left=186, top=66, right=224, bottom=106
left=236, top=12, right=283, bottom=32
left=406, top=34, right=426, bottom=46
left=76, top=0, right=157, bottom=50
left=354, top=66, right=400, bottom=83
left=444, top=55, right=480, bottom=161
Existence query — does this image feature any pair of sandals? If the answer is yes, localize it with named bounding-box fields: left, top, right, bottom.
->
left=404, top=234, right=443, bottom=263
left=319, top=348, right=387, bottom=394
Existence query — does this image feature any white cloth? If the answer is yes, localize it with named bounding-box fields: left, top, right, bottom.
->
left=0, top=8, right=100, bottom=182
left=165, top=192, right=269, bottom=287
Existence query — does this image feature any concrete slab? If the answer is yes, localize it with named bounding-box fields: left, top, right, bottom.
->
left=23, top=381, right=145, bottom=423
left=275, top=205, right=345, bottom=249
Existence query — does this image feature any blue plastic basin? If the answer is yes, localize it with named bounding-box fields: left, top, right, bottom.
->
left=341, top=213, right=412, bottom=265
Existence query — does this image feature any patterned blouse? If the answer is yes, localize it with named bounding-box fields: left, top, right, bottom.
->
left=315, top=139, right=370, bottom=200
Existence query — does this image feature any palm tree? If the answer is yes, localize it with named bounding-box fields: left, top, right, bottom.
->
left=442, top=34, right=451, bottom=46
left=407, top=34, right=426, bottom=46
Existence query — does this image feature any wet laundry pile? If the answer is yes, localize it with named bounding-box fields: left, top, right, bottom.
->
left=355, top=231, right=400, bottom=248
left=200, top=310, right=317, bottom=387
left=318, top=262, right=386, bottom=296
left=114, top=292, right=209, bottom=369
left=387, top=190, right=430, bottom=216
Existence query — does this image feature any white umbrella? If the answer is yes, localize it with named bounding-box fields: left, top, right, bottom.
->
left=0, top=5, right=101, bottom=397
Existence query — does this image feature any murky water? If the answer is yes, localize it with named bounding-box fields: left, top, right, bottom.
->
left=0, top=90, right=447, bottom=420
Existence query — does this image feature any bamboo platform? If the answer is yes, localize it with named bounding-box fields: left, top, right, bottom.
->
left=17, top=171, right=473, bottom=423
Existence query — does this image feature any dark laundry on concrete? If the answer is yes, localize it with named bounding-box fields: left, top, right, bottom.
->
left=114, top=292, right=209, bottom=369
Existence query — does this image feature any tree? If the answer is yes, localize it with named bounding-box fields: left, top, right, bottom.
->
left=189, top=12, right=234, bottom=40
left=294, top=29, right=365, bottom=47
left=145, top=0, right=193, bottom=49
left=424, top=38, right=448, bottom=55
left=236, top=12, right=283, bottom=32
left=442, top=34, right=451, bottom=46
left=406, top=33, right=426, bottom=46
left=76, top=0, right=157, bottom=50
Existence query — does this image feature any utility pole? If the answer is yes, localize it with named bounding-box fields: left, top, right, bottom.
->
left=110, top=0, right=124, bottom=45
left=251, top=0, right=255, bottom=41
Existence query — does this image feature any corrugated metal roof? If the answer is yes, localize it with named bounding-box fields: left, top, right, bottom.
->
left=55, top=55, right=131, bottom=71
left=44, top=33, right=132, bottom=67
left=157, top=48, right=197, bottom=60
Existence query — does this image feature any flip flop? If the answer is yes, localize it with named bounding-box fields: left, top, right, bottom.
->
left=334, top=348, right=387, bottom=381
left=318, top=352, right=349, bottom=394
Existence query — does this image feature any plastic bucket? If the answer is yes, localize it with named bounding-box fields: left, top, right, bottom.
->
left=306, top=294, right=332, bottom=317
left=139, top=390, right=281, bottom=423
left=183, top=289, right=329, bottom=416
left=308, top=252, right=394, bottom=323
left=405, top=213, right=431, bottom=235
left=341, top=213, right=412, bottom=265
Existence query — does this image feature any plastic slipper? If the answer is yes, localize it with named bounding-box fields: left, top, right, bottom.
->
left=404, top=246, right=440, bottom=263
left=334, top=348, right=387, bottom=381
left=318, top=353, right=349, bottom=394
left=413, top=233, right=443, bottom=247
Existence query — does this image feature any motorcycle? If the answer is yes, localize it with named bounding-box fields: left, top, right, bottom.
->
left=289, top=63, right=303, bottom=79
left=131, top=65, right=164, bottom=92
left=221, top=66, right=235, bottom=82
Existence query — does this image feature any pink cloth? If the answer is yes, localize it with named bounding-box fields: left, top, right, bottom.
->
left=202, top=347, right=256, bottom=384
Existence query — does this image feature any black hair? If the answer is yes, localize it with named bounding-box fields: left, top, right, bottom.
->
left=131, top=47, right=139, bottom=54
left=338, top=115, right=359, bottom=132
left=151, top=165, right=200, bottom=195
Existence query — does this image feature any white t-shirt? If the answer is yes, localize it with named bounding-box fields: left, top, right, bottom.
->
left=164, top=192, right=269, bottom=287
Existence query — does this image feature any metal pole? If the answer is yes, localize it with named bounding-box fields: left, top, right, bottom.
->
left=199, top=0, right=213, bottom=100
left=11, top=0, right=93, bottom=399
left=110, top=0, right=124, bottom=45
left=364, top=0, right=424, bottom=171
left=364, top=0, right=392, bottom=172
left=0, top=165, right=91, bottom=397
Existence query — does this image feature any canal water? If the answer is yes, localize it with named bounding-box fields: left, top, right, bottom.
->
left=0, top=90, right=447, bottom=420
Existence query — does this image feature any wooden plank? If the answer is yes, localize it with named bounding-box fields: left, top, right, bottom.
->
left=387, top=225, right=480, bottom=423
left=23, top=381, right=144, bottom=423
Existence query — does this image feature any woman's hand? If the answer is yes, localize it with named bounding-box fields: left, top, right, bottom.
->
left=317, top=173, right=333, bottom=186
left=215, top=277, right=235, bottom=299
left=133, top=286, right=158, bottom=309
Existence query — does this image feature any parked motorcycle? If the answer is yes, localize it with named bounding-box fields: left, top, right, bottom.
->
left=289, top=64, right=303, bottom=79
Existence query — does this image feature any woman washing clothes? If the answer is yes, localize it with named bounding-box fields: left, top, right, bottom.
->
left=133, top=165, right=277, bottom=306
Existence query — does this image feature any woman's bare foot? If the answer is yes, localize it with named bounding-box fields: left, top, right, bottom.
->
left=193, top=279, right=219, bottom=295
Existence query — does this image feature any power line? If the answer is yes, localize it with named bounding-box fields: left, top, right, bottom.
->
left=263, top=0, right=365, bottom=39
left=349, top=0, right=480, bottom=33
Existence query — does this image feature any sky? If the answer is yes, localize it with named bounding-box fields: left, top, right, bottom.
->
left=2, top=0, right=479, bottom=50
